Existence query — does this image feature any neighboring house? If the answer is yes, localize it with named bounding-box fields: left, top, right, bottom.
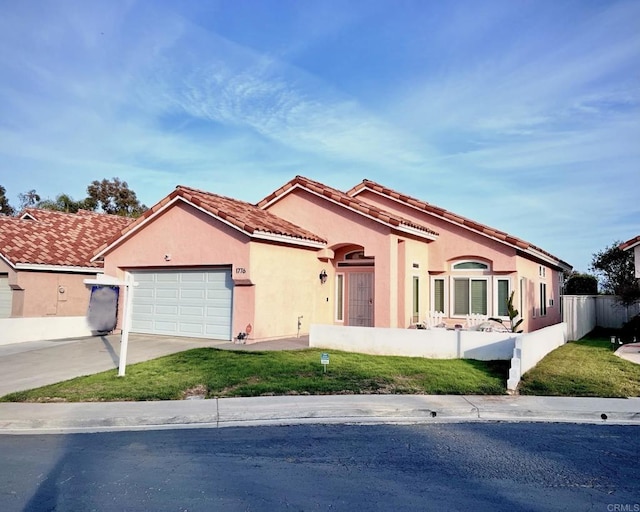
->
left=0, top=209, right=134, bottom=318
left=94, top=176, right=570, bottom=342
left=620, top=235, right=640, bottom=279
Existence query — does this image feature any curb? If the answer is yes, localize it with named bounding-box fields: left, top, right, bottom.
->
left=0, top=395, right=638, bottom=435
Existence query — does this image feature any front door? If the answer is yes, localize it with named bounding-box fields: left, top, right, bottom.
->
left=348, top=272, right=374, bottom=327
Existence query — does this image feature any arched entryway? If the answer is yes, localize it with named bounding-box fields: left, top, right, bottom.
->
left=334, top=246, right=375, bottom=327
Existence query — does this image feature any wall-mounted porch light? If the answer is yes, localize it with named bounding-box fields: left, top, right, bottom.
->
left=319, top=269, right=328, bottom=284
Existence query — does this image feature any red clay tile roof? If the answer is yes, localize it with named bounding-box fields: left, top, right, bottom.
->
left=348, top=179, right=572, bottom=269
left=0, top=209, right=135, bottom=268
left=620, top=235, right=640, bottom=251
left=257, top=175, right=439, bottom=237
left=93, top=185, right=326, bottom=258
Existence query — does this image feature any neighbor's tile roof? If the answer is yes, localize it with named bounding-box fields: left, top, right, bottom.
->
left=348, top=179, right=572, bottom=269
left=257, top=175, right=439, bottom=237
left=93, top=185, right=326, bottom=257
left=0, top=209, right=135, bottom=268
left=620, top=235, right=640, bottom=251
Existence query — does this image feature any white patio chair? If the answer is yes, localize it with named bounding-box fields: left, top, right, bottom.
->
left=465, top=313, right=487, bottom=330
left=425, top=311, right=445, bottom=329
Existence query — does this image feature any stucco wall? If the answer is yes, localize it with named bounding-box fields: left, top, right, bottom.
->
left=356, top=190, right=563, bottom=332
left=354, top=191, right=517, bottom=271
left=0, top=316, right=94, bottom=345
left=310, top=324, right=516, bottom=360
left=507, top=322, right=567, bottom=391
left=103, top=202, right=254, bottom=338
left=11, top=271, right=97, bottom=317
left=516, top=256, right=562, bottom=332
left=249, top=242, right=331, bottom=341
left=264, top=188, right=433, bottom=328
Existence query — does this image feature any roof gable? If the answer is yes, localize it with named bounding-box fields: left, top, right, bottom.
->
left=620, top=235, right=640, bottom=251
left=0, top=209, right=135, bottom=269
left=92, top=185, right=326, bottom=260
left=258, top=175, right=438, bottom=239
left=348, top=179, right=571, bottom=270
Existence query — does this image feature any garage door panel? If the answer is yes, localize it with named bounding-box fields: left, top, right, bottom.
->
left=181, top=273, right=206, bottom=282
left=131, top=269, right=232, bottom=340
left=180, top=306, right=205, bottom=316
left=180, top=289, right=206, bottom=299
left=156, top=305, right=179, bottom=315
left=179, top=323, right=205, bottom=334
left=156, top=273, right=179, bottom=282
left=156, top=289, right=180, bottom=299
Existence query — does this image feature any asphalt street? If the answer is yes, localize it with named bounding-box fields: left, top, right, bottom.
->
left=1, top=422, right=638, bottom=512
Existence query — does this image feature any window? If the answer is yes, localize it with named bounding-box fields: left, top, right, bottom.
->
left=412, top=276, right=420, bottom=323
left=519, top=278, right=526, bottom=317
left=539, top=266, right=546, bottom=278
left=452, top=261, right=489, bottom=270
left=335, top=274, right=344, bottom=321
left=453, top=278, right=487, bottom=315
left=432, top=278, right=445, bottom=314
left=539, top=282, right=547, bottom=316
left=496, top=279, right=510, bottom=317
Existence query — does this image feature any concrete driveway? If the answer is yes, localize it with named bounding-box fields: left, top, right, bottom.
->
left=0, top=334, right=309, bottom=397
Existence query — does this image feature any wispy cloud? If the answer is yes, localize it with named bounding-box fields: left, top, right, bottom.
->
left=0, top=0, right=637, bottom=272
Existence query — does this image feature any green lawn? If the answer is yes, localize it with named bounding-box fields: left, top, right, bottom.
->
left=0, top=348, right=509, bottom=402
left=519, top=332, right=640, bottom=398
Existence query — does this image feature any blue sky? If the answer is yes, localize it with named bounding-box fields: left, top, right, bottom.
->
left=1, top=0, right=638, bottom=272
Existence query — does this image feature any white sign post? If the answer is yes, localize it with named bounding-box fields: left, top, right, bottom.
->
left=84, top=273, right=138, bottom=377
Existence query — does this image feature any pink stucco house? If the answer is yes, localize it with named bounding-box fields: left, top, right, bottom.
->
left=0, top=209, right=134, bottom=318
left=93, top=176, right=571, bottom=342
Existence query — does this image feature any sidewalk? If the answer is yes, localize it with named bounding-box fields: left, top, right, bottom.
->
left=616, top=342, right=640, bottom=365
left=1, top=395, right=638, bottom=434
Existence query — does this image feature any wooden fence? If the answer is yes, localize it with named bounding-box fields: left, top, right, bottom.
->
left=563, top=295, right=640, bottom=340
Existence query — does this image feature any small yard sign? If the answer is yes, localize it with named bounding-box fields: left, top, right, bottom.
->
left=321, top=352, right=330, bottom=373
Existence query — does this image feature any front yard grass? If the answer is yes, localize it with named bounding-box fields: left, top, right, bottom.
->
left=0, top=348, right=509, bottom=402
left=519, top=332, right=640, bottom=398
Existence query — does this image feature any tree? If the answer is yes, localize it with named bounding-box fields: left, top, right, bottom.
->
left=18, top=189, right=41, bottom=210
left=86, top=178, right=147, bottom=217
left=564, top=272, right=598, bottom=295
left=0, top=185, right=15, bottom=216
left=590, top=241, right=640, bottom=306
left=37, top=193, right=95, bottom=213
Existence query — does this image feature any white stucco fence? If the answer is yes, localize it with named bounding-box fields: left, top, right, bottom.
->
left=0, top=316, right=94, bottom=346
left=310, top=324, right=517, bottom=360
left=507, top=323, right=568, bottom=391
left=311, top=322, right=568, bottom=393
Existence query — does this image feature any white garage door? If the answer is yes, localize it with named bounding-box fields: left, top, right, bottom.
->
left=130, top=269, right=233, bottom=340
left=0, top=276, right=11, bottom=318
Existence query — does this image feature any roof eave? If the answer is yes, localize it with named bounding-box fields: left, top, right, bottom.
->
left=356, top=184, right=570, bottom=270
left=14, top=263, right=104, bottom=273
left=261, top=182, right=438, bottom=240
left=253, top=231, right=326, bottom=249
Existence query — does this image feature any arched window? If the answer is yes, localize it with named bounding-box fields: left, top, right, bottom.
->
left=452, top=260, right=489, bottom=271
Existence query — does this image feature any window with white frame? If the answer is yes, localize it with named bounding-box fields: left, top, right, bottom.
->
left=335, top=274, right=344, bottom=322
left=412, top=276, right=420, bottom=323
left=432, top=278, right=446, bottom=314
left=452, top=261, right=489, bottom=271
left=539, top=282, right=547, bottom=317
left=495, top=278, right=510, bottom=317
left=453, top=278, right=488, bottom=316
